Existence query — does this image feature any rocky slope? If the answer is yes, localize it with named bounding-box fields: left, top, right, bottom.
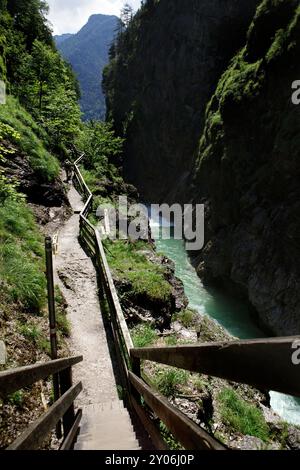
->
left=190, top=0, right=300, bottom=335
left=104, top=0, right=259, bottom=201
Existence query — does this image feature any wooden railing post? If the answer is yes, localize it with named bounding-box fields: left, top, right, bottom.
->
left=45, top=236, right=61, bottom=439
left=60, top=367, right=76, bottom=437
left=130, top=355, right=142, bottom=403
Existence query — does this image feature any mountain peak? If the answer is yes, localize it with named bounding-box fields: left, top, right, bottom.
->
left=56, top=14, right=118, bottom=121
left=88, top=13, right=118, bottom=22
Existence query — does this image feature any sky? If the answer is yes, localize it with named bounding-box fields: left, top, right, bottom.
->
left=47, top=0, right=142, bottom=35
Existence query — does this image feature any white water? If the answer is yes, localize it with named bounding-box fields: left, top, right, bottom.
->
left=149, top=210, right=300, bottom=425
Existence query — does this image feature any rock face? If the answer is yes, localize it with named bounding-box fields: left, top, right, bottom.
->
left=104, top=0, right=259, bottom=202
left=4, top=145, right=67, bottom=207
left=191, top=0, right=300, bottom=335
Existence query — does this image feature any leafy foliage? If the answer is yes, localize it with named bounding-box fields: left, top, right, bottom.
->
left=77, top=121, right=124, bottom=170
left=0, top=2, right=81, bottom=155
left=0, top=122, right=21, bottom=203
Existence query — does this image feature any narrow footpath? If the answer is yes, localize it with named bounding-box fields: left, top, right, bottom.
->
left=54, top=185, right=140, bottom=450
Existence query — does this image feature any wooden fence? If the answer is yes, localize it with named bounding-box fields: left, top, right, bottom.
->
left=0, top=356, right=83, bottom=450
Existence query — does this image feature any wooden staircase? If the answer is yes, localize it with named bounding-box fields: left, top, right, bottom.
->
left=74, top=401, right=140, bottom=450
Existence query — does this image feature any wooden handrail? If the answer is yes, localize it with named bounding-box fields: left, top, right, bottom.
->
left=0, top=356, right=83, bottom=398
left=129, top=372, right=225, bottom=450
left=95, top=230, right=133, bottom=354
left=7, top=382, right=83, bottom=450
left=73, top=156, right=133, bottom=368
left=131, top=337, right=300, bottom=397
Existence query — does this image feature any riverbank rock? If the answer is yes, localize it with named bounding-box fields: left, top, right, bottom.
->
left=229, top=435, right=281, bottom=451
left=286, top=426, right=300, bottom=450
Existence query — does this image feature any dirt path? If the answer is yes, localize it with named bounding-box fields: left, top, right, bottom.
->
left=54, top=186, right=119, bottom=406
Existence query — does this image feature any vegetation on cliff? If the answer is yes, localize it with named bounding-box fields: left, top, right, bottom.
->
left=0, top=0, right=76, bottom=447
left=193, top=0, right=300, bottom=335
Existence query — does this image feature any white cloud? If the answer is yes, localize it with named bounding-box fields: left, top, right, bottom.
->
left=47, top=0, right=142, bottom=35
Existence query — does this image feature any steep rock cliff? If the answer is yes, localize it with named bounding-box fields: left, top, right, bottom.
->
left=104, top=0, right=259, bottom=201
left=191, top=0, right=300, bottom=335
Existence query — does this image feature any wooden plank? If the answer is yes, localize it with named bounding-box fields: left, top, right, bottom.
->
left=74, top=167, right=91, bottom=201
left=59, top=409, right=82, bottom=451
left=130, top=396, right=169, bottom=450
left=0, top=356, right=83, bottom=397
left=129, top=372, right=225, bottom=451
left=7, top=382, right=83, bottom=450
left=81, top=226, right=96, bottom=246
left=81, top=196, right=93, bottom=217
left=131, top=337, right=300, bottom=397
left=60, top=367, right=75, bottom=436
left=81, top=221, right=95, bottom=238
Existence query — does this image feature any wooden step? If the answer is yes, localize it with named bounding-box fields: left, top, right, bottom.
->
left=74, top=401, right=141, bottom=450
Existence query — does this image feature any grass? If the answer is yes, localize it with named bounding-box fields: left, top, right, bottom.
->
left=18, top=321, right=51, bottom=355
left=165, top=334, right=177, bottom=346
left=193, top=375, right=211, bottom=392
left=131, top=323, right=158, bottom=348
left=0, top=198, right=46, bottom=311
left=0, top=96, right=59, bottom=181
left=55, top=286, right=71, bottom=337
left=175, top=309, right=197, bottom=328
left=104, top=240, right=173, bottom=304
left=18, top=323, right=40, bottom=342
left=218, top=388, right=270, bottom=442
left=155, top=367, right=189, bottom=397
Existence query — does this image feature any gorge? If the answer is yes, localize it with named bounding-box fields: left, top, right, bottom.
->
left=0, top=0, right=299, bottom=452
left=104, top=0, right=300, bottom=338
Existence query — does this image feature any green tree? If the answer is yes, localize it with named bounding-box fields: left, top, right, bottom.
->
left=18, top=40, right=62, bottom=114
left=44, top=86, right=81, bottom=151
left=7, top=0, right=53, bottom=49
left=77, top=121, right=124, bottom=170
